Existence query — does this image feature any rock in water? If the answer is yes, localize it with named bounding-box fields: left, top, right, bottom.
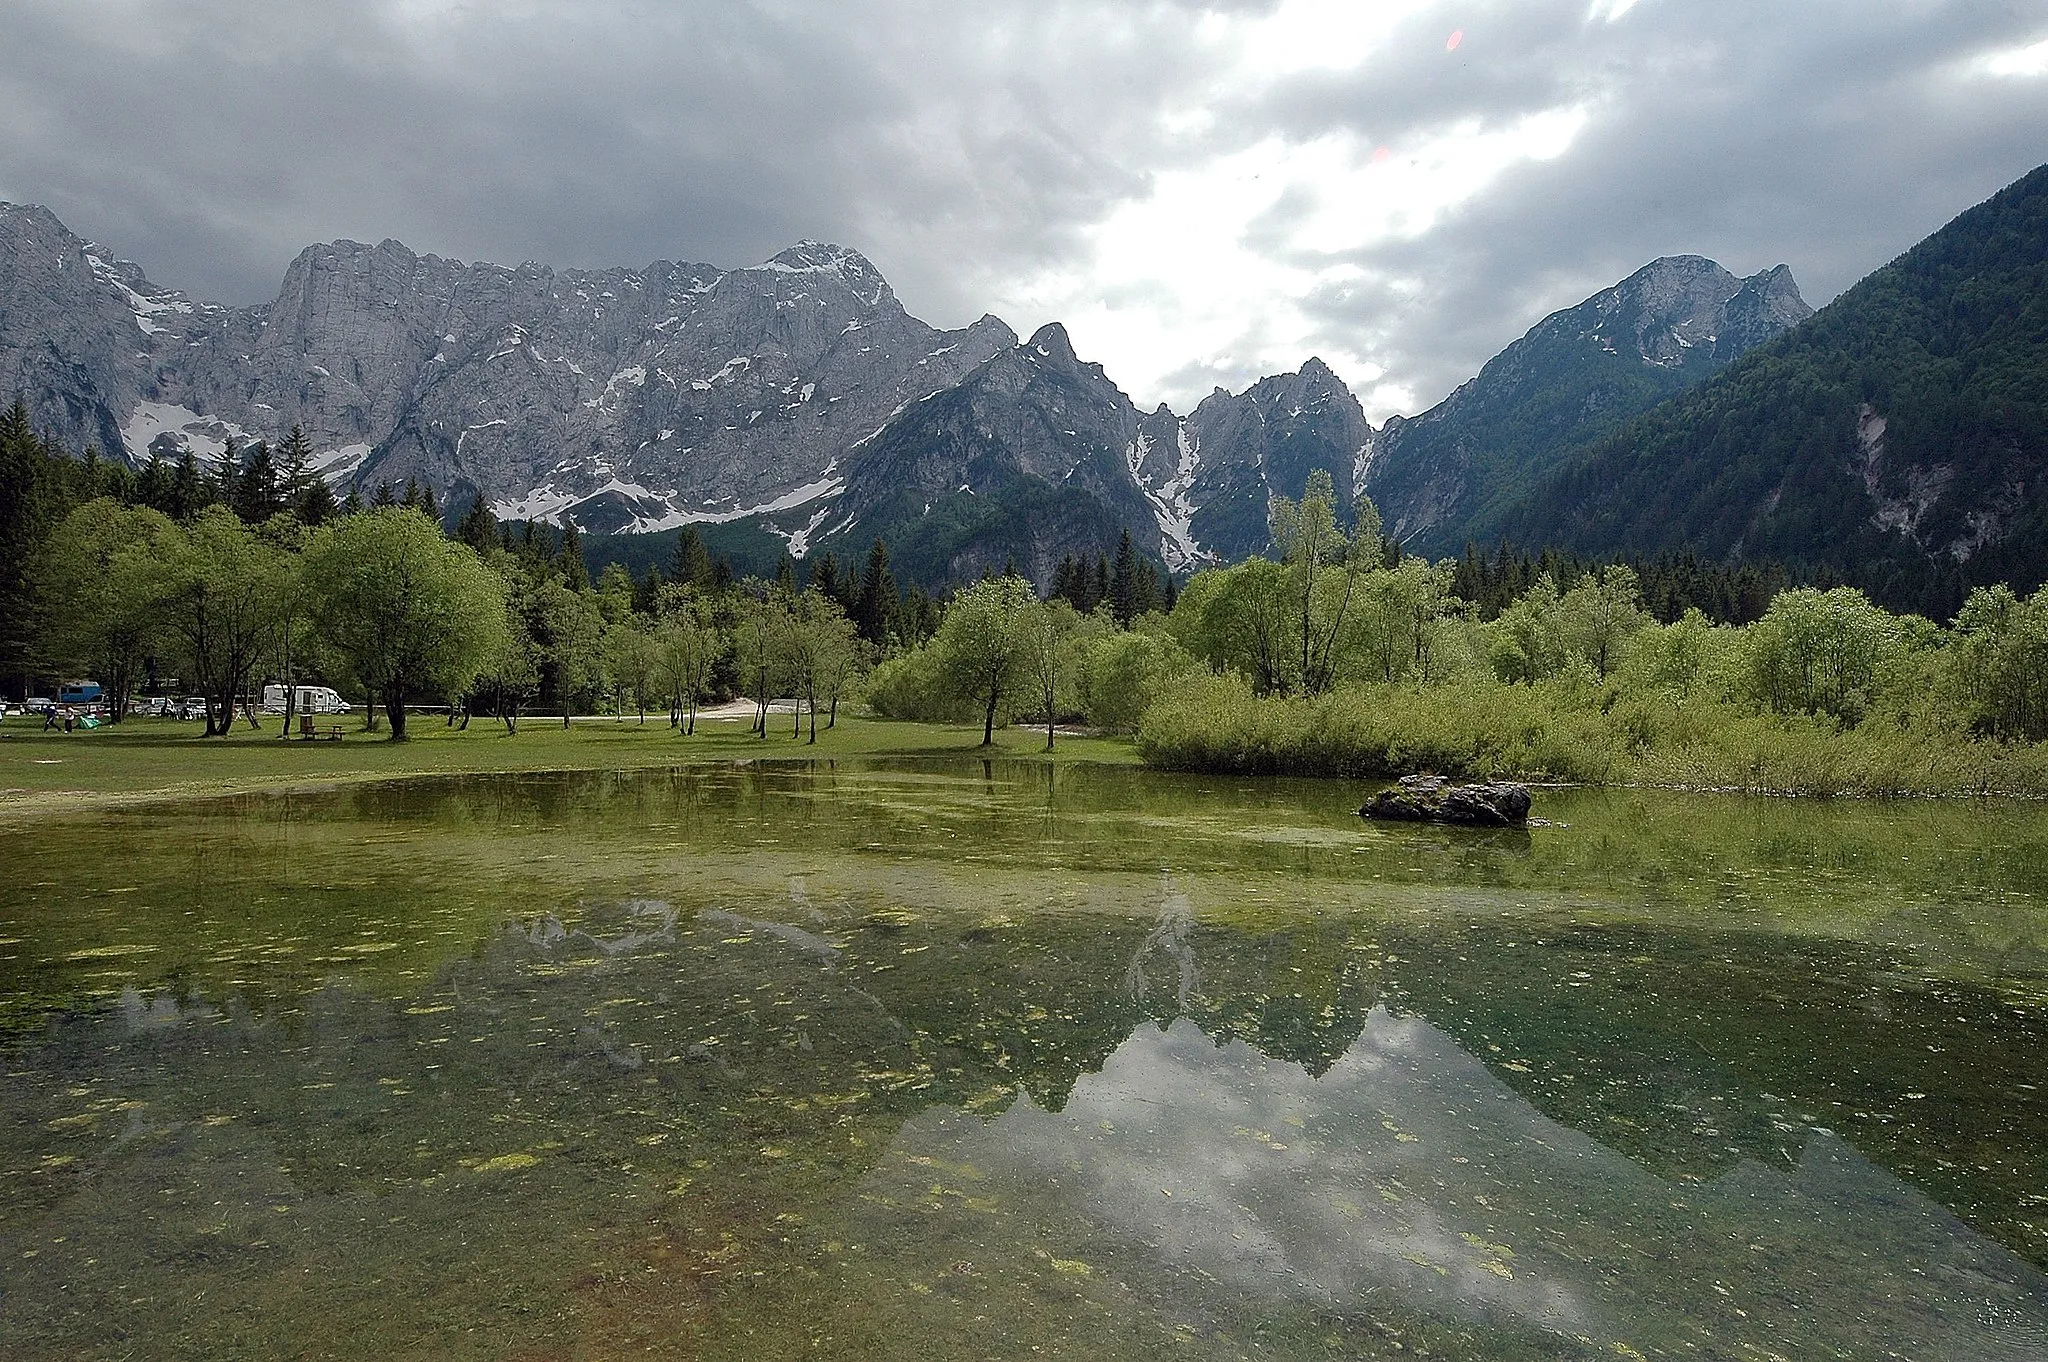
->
left=1362, top=775, right=1532, bottom=828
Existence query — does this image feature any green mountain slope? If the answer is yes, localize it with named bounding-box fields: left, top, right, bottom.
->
left=1364, top=257, right=1811, bottom=557
left=1486, top=164, right=2048, bottom=615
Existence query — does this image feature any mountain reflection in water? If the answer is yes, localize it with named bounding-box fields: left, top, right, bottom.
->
left=858, top=1011, right=2048, bottom=1361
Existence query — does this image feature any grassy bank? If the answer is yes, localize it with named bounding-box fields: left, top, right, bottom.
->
left=1135, top=674, right=2048, bottom=798
left=0, top=709, right=1139, bottom=812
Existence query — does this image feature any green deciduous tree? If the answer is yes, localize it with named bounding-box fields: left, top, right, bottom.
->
left=778, top=588, right=858, bottom=742
left=158, top=506, right=291, bottom=734
left=1948, top=584, right=2048, bottom=741
left=935, top=575, right=1035, bottom=745
left=1079, top=623, right=1189, bottom=733
left=303, top=507, right=508, bottom=739
left=602, top=618, right=657, bottom=721
left=37, top=499, right=178, bottom=721
left=526, top=579, right=604, bottom=728
left=1016, top=597, right=1084, bottom=749
left=1487, top=574, right=1568, bottom=685
left=653, top=586, right=723, bottom=734
left=1195, top=558, right=1297, bottom=696
left=1559, top=565, right=1648, bottom=680
left=1269, top=470, right=1379, bottom=695
left=1746, top=586, right=1903, bottom=724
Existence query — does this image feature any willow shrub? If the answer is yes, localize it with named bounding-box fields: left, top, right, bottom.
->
left=1137, top=672, right=2048, bottom=795
left=862, top=647, right=975, bottom=723
left=1135, top=673, right=1631, bottom=783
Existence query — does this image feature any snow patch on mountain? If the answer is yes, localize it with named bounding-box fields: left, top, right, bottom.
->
left=492, top=463, right=846, bottom=535
left=769, top=504, right=835, bottom=559
left=121, top=402, right=256, bottom=463
left=1127, top=425, right=1208, bottom=571
left=314, top=443, right=373, bottom=484
left=84, top=249, right=194, bottom=337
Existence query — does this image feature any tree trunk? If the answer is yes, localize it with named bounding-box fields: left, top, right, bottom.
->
left=828, top=694, right=838, bottom=728
left=383, top=685, right=409, bottom=741
left=982, top=687, right=998, bottom=747
left=808, top=689, right=817, bottom=744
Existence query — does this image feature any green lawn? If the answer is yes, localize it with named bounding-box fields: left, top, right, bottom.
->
left=0, top=709, right=1139, bottom=811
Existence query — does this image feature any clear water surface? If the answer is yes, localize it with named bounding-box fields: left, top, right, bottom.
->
left=2, top=760, right=2044, bottom=1360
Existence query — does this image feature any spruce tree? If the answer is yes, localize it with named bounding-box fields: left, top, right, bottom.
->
left=341, top=487, right=366, bottom=516
left=775, top=552, right=798, bottom=596
left=136, top=455, right=171, bottom=515
left=1134, top=558, right=1158, bottom=617
left=298, top=478, right=338, bottom=526
left=812, top=552, right=841, bottom=605
left=0, top=400, right=53, bottom=685
left=558, top=521, right=589, bottom=590
left=171, top=452, right=205, bottom=519
left=1051, top=554, right=1077, bottom=608
left=372, top=482, right=398, bottom=508
left=855, top=538, right=897, bottom=646
left=278, top=424, right=315, bottom=507
left=457, top=492, right=497, bottom=553
left=669, top=524, right=714, bottom=589
left=235, top=441, right=282, bottom=522
left=1111, top=529, right=1137, bottom=628
left=212, top=436, right=242, bottom=505
left=633, top=565, right=662, bottom=616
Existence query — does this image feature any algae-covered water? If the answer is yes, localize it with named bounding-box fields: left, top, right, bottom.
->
left=2, top=761, right=2044, bottom=1360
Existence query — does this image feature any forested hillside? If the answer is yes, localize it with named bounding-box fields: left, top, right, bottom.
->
left=1488, top=164, right=2048, bottom=616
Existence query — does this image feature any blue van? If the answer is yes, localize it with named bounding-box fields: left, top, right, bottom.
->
left=57, top=681, right=103, bottom=705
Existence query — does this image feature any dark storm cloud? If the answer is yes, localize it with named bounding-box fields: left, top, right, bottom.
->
left=1, top=0, right=2042, bottom=416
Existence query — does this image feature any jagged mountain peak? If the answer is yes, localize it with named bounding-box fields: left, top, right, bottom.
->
left=1026, top=321, right=1078, bottom=363
left=760, top=239, right=881, bottom=279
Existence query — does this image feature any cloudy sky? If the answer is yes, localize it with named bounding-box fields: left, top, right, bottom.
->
left=4, top=0, right=2044, bottom=418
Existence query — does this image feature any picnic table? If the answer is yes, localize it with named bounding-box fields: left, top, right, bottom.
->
left=298, top=714, right=345, bottom=741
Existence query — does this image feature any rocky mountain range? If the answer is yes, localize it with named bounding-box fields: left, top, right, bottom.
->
left=2, top=197, right=1816, bottom=586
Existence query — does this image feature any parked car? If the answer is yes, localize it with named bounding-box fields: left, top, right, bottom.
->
left=23, top=696, right=54, bottom=715
left=177, top=696, right=210, bottom=721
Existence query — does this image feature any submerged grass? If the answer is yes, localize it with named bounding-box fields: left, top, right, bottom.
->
left=0, top=710, right=1140, bottom=811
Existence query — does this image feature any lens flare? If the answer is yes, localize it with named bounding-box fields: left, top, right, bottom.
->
left=1447, top=29, right=1464, bottom=52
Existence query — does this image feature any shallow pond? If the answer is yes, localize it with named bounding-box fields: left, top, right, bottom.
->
left=2, top=760, right=2045, bottom=1360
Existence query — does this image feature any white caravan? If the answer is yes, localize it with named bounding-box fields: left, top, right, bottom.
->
left=262, top=684, right=353, bottom=715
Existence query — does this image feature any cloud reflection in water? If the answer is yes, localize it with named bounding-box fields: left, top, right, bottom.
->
left=871, top=1009, right=2048, bottom=1358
